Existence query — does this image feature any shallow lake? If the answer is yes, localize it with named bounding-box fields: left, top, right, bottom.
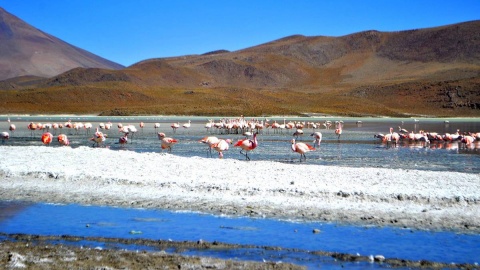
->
left=1, top=115, right=479, bottom=173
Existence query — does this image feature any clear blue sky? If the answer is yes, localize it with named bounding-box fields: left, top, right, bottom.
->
left=1, top=1, right=479, bottom=67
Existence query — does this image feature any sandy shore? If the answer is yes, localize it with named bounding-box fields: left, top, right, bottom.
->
left=0, top=146, right=479, bottom=233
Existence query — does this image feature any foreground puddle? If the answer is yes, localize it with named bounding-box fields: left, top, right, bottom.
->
left=0, top=201, right=479, bottom=268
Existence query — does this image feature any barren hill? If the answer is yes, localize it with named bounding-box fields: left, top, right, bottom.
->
left=0, top=12, right=479, bottom=116
left=0, top=7, right=123, bottom=81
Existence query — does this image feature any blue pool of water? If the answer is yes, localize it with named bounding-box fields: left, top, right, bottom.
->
left=1, top=202, right=479, bottom=267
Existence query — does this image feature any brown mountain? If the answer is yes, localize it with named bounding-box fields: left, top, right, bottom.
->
left=0, top=13, right=479, bottom=116
left=0, top=7, right=123, bottom=81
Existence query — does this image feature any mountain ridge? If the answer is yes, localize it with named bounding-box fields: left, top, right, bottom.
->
left=0, top=7, right=478, bottom=117
left=0, top=7, right=123, bottom=81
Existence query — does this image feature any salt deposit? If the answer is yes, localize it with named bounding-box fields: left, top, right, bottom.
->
left=0, top=146, right=479, bottom=232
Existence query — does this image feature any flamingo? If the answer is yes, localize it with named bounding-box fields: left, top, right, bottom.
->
left=398, top=126, right=408, bottom=134
left=386, top=127, right=400, bottom=146
left=9, top=124, right=15, bottom=134
left=120, top=125, right=137, bottom=142
left=154, top=123, right=161, bottom=133
left=199, top=136, right=220, bottom=157
left=311, top=132, right=322, bottom=147
left=293, top=129, right=304, bottom=139
left=41, top=132, right=53, bottom=146
left=1, top=132, right=9, bottom=143
left=212, top=139, right=232, bottom=158
left=91, top=128, right=106, bottom=147
left=335, top=121, right=343, bottom=139
left=374, top=133, right=386, bottom=142
left=28, top=122, right=37, bottom=137
left=84, top=123, right=93, bottom=134
left=119, top=133, right=128, bottom=145
left=158, top=132, right=178, bottom=152
left=234, top=132, right=258, bottom=161
left=51, top=123, right=59, bottom=135
left=64, top=120, right=73, bottom=129
left=139, top=122, right=145, bottom=132
left=291, top=138, right=315, bottom=161
left=183, top=120, right=191, bottom=129
left=57, top=134, right=70, bottom=146
left=171, top=122, right=180, bottom=133
left=460, top=135, right=475, bottom=146
left=205, top=120, right=213, bottom=133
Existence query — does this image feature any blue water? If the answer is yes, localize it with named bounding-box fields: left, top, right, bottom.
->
left=1, top=115, right=479, bottom=173
left=0, top=202, right=479, bottom=267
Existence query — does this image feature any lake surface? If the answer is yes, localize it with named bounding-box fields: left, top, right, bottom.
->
left=1, top=115, right=479, bottom=268
left=1, top=115, right=479, bottom=173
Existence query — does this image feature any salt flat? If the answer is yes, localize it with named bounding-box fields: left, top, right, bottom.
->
left=0, top=146, right=479, bottom=232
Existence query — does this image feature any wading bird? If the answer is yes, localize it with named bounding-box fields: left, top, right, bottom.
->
left=311, top=132, right=322, bottom=147
left=41, top=132, right=53, bottom=146
left=212, top=139, right=232, bottom=158
left=158, top=132, right=178, bottom=152
left=199, top=136, right=220, bottom=157
left=291, top=139, right=315, bottom=161
left=91, top=128, right=106, bottom=147
left=57, top=134, right=70, bottom=146
left=1, top=132, right=9, bottom=143
left=234, top=132, right=258, bottom=161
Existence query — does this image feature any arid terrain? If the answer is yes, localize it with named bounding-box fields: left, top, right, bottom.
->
left=0, top=7, right=479, bottom=117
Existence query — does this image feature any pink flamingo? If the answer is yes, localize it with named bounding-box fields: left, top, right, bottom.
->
left=199, top=136, right=220, bottom=157
left=51, top=123, right=59, bottom=135
left=154, top=123, right=161, bottom=133
left=335, top=121, right=343, bottom=139
left=1, top=131, right=9, bottom=143
left=291, top=139, right=315, bottom=161
left=90, top=128, right=106, bottom=147
left=9, top=124, right=15, bottom=134
left=28, top=122, right=37, bottom=137
left=387, top=127, right=400, bottom=146
left=84, top=122, right=93, bottom=134
left=460, top=135, right=475, bottom=146
left=158, top=132, right=178, bottom=152
left=41, top=132, right=53, bottom=146
left=293, top=129, right=304, bottom=139
left=57, top=134, right=70, bottom=146
left=234, top=132, right=258, bottom=160
left=171, top=122, right=180, bottom=133
left=311, top=132, right=322, bottom=147
left=212, top=139, right=232, bottom=158
left=119, top=133, right=128, bottom=145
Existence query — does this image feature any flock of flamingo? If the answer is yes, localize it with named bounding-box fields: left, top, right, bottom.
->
left=1, top=117, right=479, bottom=161
left=373, top=126, right=480, bottom=148
left=0, top=117, right=344, bottom=161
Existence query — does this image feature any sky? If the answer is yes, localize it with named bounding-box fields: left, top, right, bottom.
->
left=1, top=1, right=479, bottom=67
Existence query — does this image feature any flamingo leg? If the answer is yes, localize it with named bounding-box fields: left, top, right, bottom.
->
left=240, top=149, right=250, bottom=160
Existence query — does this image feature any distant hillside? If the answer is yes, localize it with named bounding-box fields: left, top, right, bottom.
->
left=0, top=7, right=123, bottom=81
left=0, top=13, right=478, bottom=116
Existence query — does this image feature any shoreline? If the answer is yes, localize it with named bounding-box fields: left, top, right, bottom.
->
left=1, top=146, right=479, bottom=233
